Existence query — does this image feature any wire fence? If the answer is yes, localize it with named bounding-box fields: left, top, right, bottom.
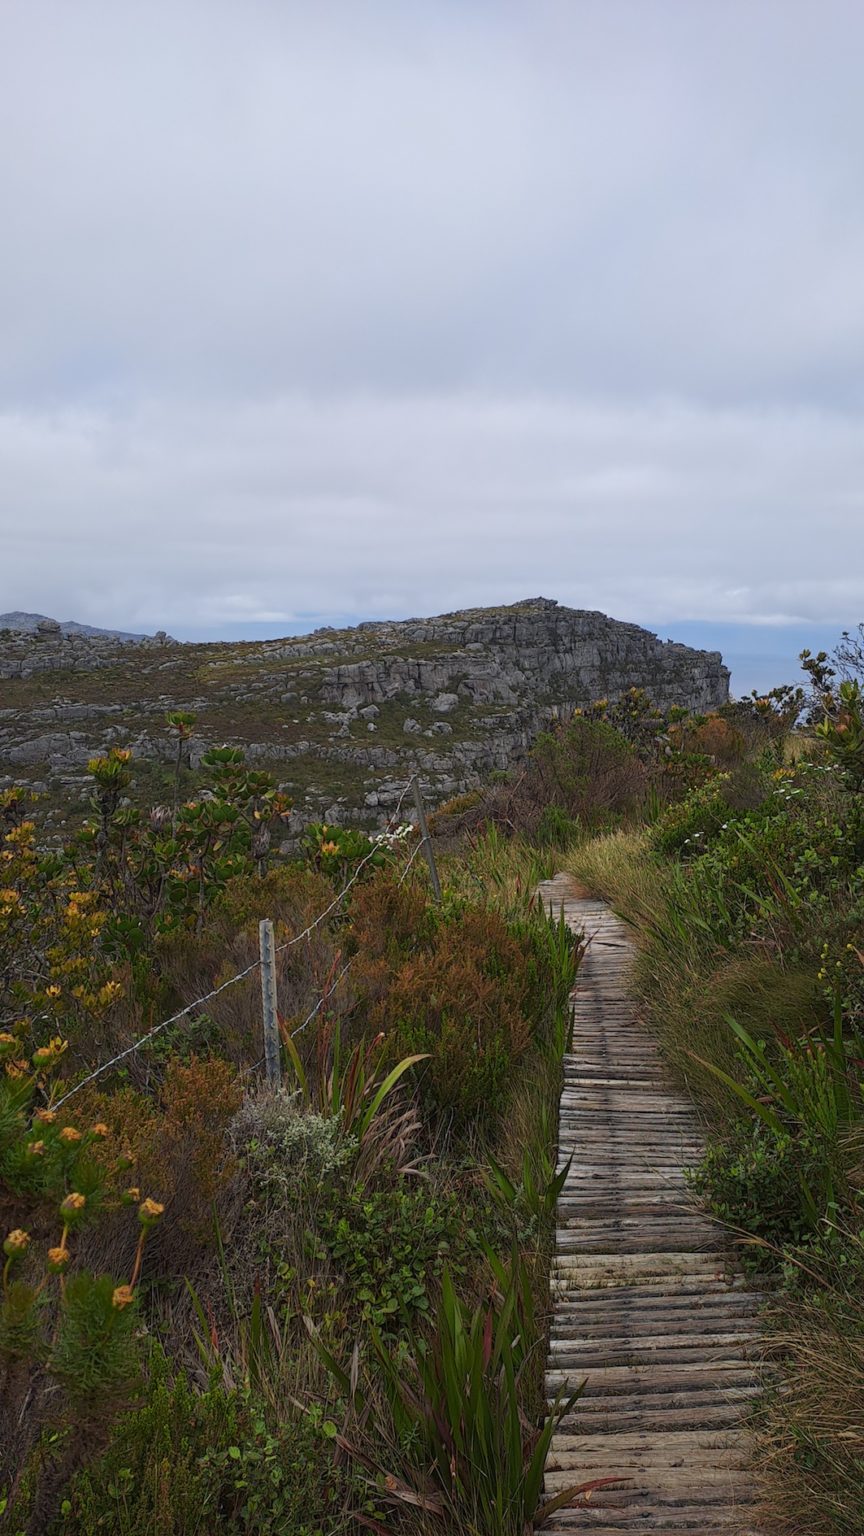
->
left=51, top=776, right=434, bottom=1111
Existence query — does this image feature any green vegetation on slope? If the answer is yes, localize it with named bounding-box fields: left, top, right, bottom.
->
left=5, top=622, right=861, bottom=1534
left=0, top=742, right=583, bottom=1534
left=561, top=637, right=864, bottom=1536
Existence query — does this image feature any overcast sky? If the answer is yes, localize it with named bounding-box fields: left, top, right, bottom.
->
left=2, top=0, right=863, bottom=690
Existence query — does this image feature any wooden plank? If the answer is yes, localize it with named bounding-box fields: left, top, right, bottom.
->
left=535, top=885, right=765, bottom=1534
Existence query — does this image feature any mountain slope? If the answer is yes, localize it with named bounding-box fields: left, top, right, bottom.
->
left=0, top=597, right=729, bottom=828
left=0, top=611, right=150, bottom=641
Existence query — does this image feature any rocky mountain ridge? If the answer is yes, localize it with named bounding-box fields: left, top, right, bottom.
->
left=0, top=612, right=158, bottom=643
left=0, top=598, right=729, bottom=829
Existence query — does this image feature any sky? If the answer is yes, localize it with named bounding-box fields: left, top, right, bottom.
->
left=2, top=0, right=863, bottom=695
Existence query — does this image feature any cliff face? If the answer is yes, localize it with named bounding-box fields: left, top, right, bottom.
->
left=0, top=598, right=728, bottom=828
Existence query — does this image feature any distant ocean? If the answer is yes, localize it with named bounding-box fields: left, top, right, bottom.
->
left=652, top=622, right=853, bottom=698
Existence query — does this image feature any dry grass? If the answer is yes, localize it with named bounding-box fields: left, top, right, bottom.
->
left=565, top=828, right=661, bottom=921
left=757, top=1295, right=864, bottom=1536
left=563, top=829, right=820, bottom=1115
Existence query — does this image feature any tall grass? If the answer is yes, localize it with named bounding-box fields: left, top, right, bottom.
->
left=565, top=830, right=820, bottom=1114
left=441, top=825, right=562, bottom=914
left=757, top=1293, right=864, bottom=1536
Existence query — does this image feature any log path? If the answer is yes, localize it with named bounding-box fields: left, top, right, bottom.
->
left=538, top=875, right=764, bottom=1535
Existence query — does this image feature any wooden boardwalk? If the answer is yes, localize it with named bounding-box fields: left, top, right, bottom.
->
left=538, top=876, right=764, bottom=1535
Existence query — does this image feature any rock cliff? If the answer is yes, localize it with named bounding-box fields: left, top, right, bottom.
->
left=0, top=598, right=728, bottom=828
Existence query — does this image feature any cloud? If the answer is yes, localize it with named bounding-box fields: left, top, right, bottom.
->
left=1, top=0, right=863, bottom=631
left=2, top=392, right=863, bottom=631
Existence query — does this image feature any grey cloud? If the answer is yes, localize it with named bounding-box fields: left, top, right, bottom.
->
left=2, top=393, right=862, bottom=631
left=1, top=0, right=863, bottom=631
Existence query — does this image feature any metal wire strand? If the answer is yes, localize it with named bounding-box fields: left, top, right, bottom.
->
left=49, top=778, right=420, bottom=1109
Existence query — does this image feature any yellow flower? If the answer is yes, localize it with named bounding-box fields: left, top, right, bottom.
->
left=33, top=1037, right=68, bottom=1070
left=5, top=1059, right=29, bottom=1079
left=0, top=888, right=20, bottom=904
left=111, top=1284, right=135, bottom=1309
left=320, top=840, right=339, bottom=856
left=3, top=1229, right=30, bottom=1257
left=45, top=985, right=62, bottom=999
left=47, top=1246, right=70, bottom=1273
left=60, top=1192, right=86, bottom=1217
left=4, top=822, right=35, bottom=845
left=35, top=1108, right=57, bottom=1125
left=59, top=1126, right=82, bottom=1145
left=26, top=1140, right=45, bottom=1157
left=122, top=1186, right=141, bottom=1205
left=138, top=1198, right=165, bottom=1226
left=90, top=1123, right=110, bottom=1139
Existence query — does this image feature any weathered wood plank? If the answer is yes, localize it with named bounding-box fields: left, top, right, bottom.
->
left=536, top=881, right=764, bottom=1534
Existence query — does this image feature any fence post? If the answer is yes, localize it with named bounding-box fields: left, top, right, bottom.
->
left=412, top=775, right=442, bottom=904
left=259, top=918, right=282, bottom=1088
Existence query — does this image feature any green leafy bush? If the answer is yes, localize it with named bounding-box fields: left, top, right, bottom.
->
left=62, top=1349, right=359, bottom=1536
left=301, top=821, right=389, bottom=881
left=650, top=773, right=734, bottom=857
left=690, top=1129, right=818, bottom=1269
left=318, top=1183, right=474, bottom=1331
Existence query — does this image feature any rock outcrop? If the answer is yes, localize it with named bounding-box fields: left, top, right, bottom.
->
left=0, top=619, right=172, bottom=676
left=0, top=598, right=728, bottom=827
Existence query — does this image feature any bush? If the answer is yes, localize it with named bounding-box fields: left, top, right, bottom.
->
left=358, top=901, right=554, bottom=1128
left=690, top=1128, right=818, bottom=1270
left=231, top=1092, right=356, bottom=1200
left=318, top=1182, right=475, bottom=1332
left=650, top=773, right=734, bottom=858
left=529, top=716, right=646, bottom=830
left=61, top=1348, right=360, bottom=1535
left=534, top=803, right=581, bottom=849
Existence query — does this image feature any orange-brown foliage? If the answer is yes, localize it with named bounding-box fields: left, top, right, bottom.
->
left=690, top=714, right=747, bottom=767
left=349, top=890, right=545, bottom=1127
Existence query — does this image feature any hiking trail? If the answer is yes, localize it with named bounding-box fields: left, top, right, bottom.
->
left=539, top=874, right=764, bottom=1535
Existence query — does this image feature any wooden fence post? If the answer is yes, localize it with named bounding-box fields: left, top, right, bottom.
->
left=412, top=775, right=442, bottom=904
left=259, top=918, right=282, bottom=1088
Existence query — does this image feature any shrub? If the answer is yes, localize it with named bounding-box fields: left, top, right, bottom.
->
left=529, top=716, right=646, bottom=829
left=318, top=1182, right=474, bottom=1332
left=534, top=803, right=581, bottom=849
left=231, top=1092, right=355, bottom=1199
left=688, top=714, right=747, bottom=767
left=650, top=773, right=734, bottom=858
left=61, top=1348, right=360, bottom=1536
left=690, top=1129, right=818, bottom=1269
left=345, top=874, right=570, bottom=1132
left=301, top=821, right=390, bottom=882
left=362, top=908, right=542, bottom=1128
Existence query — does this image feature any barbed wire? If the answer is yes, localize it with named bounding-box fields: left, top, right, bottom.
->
left=273, top=779, right=415, bottom=956
left=397, top=835, right=427, bottom=886
left=50, top=778, right=421, bottom=1112
left=51, top=954, right=265, bottom=1111
left=291, top=957, right=354, bottom=1038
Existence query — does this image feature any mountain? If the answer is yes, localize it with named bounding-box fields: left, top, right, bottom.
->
left=0, top=611, right=150, bottom=641
left=0, top=597, right=729, bottom=831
